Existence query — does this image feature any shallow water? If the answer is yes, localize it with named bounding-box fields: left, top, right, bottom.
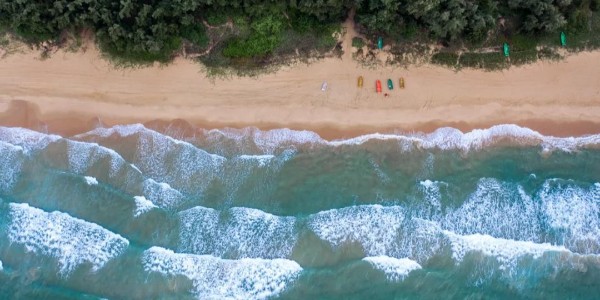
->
left=1, top=124, right=600, bottom=299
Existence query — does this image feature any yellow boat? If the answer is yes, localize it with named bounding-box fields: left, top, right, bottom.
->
left=358, top=76, right=363, bottom=88
left=399, top=77, right=405, bottom=89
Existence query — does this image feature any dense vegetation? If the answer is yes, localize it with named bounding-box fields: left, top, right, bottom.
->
left=1, top=0, right=599, bottom=69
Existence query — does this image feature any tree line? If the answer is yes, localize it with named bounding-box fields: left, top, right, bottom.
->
left=1, top=0, right=598, bottom=63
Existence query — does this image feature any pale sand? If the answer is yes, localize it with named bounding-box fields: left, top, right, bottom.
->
left=1, top=20, right=600, bottom=138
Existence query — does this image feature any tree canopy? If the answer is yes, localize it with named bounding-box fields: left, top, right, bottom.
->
left=0, top=0, right=596, bottom=63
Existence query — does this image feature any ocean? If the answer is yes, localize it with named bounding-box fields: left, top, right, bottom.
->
left=0, top=124, right=599, bottom=299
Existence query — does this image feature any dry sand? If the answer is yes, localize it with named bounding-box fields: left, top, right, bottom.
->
left=1, top=20, right=600, bottom=138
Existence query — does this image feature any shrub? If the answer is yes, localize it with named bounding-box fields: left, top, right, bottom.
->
left=511, top=34, right=537, bottom=51
left=459, top=52, right=508, bottom=70
left=431, top=52, right=459, bottom=67
left=205, top=9, right=229, bottom=26
left=352, top=37, right=365, bottom=48
left=181, top=23, right=209, bottom=47
left=510, top=50, right=538, bottom=65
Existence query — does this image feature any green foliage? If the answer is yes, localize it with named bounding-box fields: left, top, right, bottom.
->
left=592, top=0, right=600, bottom=11
left=181, top=23, right=209, bottom=47
left=510, top=49, right=538, bottom=65
left=223, top=15, right=284, bottom=58
left=511, top=34, right=537, bottom=50
left=356, top=0, right=402, bottom=34
left=459, top=52, right=509, bottom=69
left=401, top=22, right=419, bottom=39
left=508, top=0, right=569, bottom=33
left=204, top=9, right=229, bottom=26
left=431, top=52, right=459, bottom=67
left=352, top=37, right=365, bottom=48
left=567, top=8, right=591, bottom=33
left=538, top=47, right=562, bottom=60
left=0, top=0, right=599, bottom=67
left=291, top=13, right=328, bottom=33
left=291, top=0, right=350, bottom=22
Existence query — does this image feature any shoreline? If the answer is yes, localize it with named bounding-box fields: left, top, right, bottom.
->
left=2, top=99, right=600, bottom=140
left=1, top=38, right=600, bottom=139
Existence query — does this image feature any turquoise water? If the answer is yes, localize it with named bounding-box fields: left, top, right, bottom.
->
left=1, top=124, right=600, bottom=299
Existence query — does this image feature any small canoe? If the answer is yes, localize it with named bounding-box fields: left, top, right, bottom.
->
left=387, top=79, right=393, bottom=90
left=377, top=37, right=383, bottom=50
left=399, top=77, right=405, bottom=89
left=358, top=76, right=363, bottom=88
left=376, top=80, right=382, bottom=93
left=560, top=32, right=567, bottom=46
left=503, top=43, right=510, bottom=57
left=321, top=81, right=328, bottom=91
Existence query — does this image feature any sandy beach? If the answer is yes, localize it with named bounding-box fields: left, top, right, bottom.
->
left=1, top=26, right=600, bottom=138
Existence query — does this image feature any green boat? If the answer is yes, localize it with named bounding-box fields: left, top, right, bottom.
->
left=560, top=32, right=567, bottom=46
left=378, top=37, right=383, bottom=50
left=503, top=43, right=510, bottom=57
left=387, top=79, right=393, bottom=90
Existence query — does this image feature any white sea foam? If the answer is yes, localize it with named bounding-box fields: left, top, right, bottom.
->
left=0, top=127, right=61, bottom=152
left=199, top=124, right=600, bottom=153
left=0, top=141, right=25, bottom=192
left=204, top=127, right=320, bottom=155
left=142, top=179, right=185, bottom=210
left=84, top=176, right=98, bottom=186
left=443, top=230, right=570, bottom=271
left=395, top=218, right=445, bottom=262
left=142, top=246, right=302, bottom=300
left=237, top=155, right=275, bottom=167
left=363, top=256, right=422, bottom=281
left=67, top=140, right=127, bottom=178
left=539, top=180, right=600, bottom=253
left=442, top=178, right=541, bottom=242
left=7, top=203, right=129, bottom=276
left=80, top=124, right=148, bottom=139
left=179, top=206, right=220, bottom=252
left=418, top=180, right=446, bottom=213
left=133, top=196, right=158, bottom=217
left=179, top=206, right=297, bottom=258
left=78, top=124, right=226, bottom=195
left=308, top=205, right=405, bottom=256
left=130, top=163, right=142, bottom=173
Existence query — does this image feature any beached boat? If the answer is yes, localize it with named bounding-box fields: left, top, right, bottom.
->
left=503, top=43, right=510, bottom=57
left=387, top=79, right=393, bottom=90
left=560, top=32, right=567, bottom=46
left=358, top=76, right=363, bottom=88
left=399, top=77, right=405, bottom=89
left=377, top=37, right=383, bottom=50
left=321, top=81, right=328, bottom=91
left=376, top=80, right=382, bottom=93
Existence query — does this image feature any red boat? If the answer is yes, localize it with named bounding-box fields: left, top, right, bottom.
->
left=376, top=80, right=382, bottom=93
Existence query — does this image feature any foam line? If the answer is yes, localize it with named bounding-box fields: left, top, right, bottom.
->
left=443, top=230, right=570, bottom=270
left=7, top=203, right=129, bottom=276
left=179, top=206, right=297, bottom=258
left=0, top=127, right=61, bottom=152
left=133, top=196, right=158, bottom=217
left=142, top=247, right=302, bottom=299
left=307, top=205, right=405, bottom=256
left=363, top=256, right=422, bottom=281
left=0, top=141, right=25, bottom=191
left=84, top=176, right=98, bottom=186
left=197, top=124, right=600, bottom=153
